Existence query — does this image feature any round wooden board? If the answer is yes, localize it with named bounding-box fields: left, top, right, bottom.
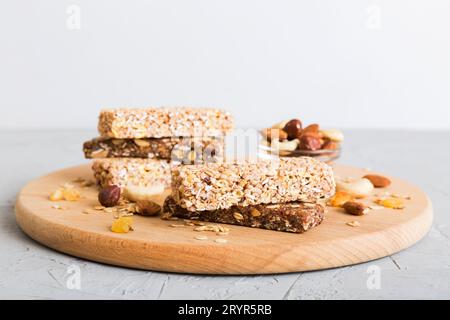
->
left=15, top=164, right=433, bottom=274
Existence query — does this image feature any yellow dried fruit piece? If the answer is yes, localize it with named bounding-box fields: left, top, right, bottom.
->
left=375, top=197, right=405, bottom=209
left=328, top=191, right=354, bottom=208
left=62, top=188, right=81, bottom=201
left=111, top=217, right=133, bottom=233
left=49, top=189, right=64, bottom=201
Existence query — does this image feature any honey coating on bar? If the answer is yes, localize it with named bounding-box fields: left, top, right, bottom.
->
left=171, top=157, right=336, bottom=212
left=163, top=196, right=325, bottom=233
left=98, top=107, right=234, bottom=139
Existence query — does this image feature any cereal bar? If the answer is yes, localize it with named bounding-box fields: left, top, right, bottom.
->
left=83, top=136, right=224, bottom=162
left=163, top=196, right=325, bottom=233
left=171, top=157, right=335, bottom=212
left=92, top=158, right=172, bottom=188
left=98, top=107, right=234, bottom=138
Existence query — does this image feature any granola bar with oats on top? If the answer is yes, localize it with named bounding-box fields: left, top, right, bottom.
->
left=98, top=107, right=234, bottom=139
left=171, top=157, right=336, bottom=212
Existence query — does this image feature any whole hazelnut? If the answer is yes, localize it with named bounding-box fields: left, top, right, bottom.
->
left=98, top=185, right=121, bottom=207
left=299, top=134, right=322, bottom=151
left=283, top=119, right=303, bottom=140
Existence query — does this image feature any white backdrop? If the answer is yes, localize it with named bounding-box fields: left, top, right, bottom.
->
left=1, top=0, right=449, bottom=130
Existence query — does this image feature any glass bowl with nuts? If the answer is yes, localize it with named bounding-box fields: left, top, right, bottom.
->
left=258, top=119, right=343, bottom=162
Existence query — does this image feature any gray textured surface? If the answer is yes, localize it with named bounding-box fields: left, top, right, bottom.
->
left=0, top=129, right=449, bottom=300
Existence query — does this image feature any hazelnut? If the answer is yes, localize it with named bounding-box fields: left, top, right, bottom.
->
left=98, top=185, right=121, bottom=207
left=299, top=134, right=322, bottom=151
left=343, top=201, right=369, bottom=216
left=136, top=200, right=162, bottom=216
left=283, top=119, right=303, bottom=140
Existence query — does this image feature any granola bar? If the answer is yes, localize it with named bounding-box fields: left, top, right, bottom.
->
left=83, top=136, right=224, bottom=162
left=98, top=107, right=234, bottom=138
left=163, top=196, right=325, bottom=233
left=171, top=157, right=335, bottom=212
left=92, top=158, right=172, bottom=188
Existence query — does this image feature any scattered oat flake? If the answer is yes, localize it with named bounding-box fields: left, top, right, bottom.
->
left=215, top=238, right=228, bottom=244
left=216, top=232, right=229, bottom=236
left=194, top=235, right=208, bottom=241
left=51, top=204, right=64, bottom=210
left=368, top=205, right=384, bottom=210
left=93, top=205, right=105, bottom=210
left=347, top=221, right=360, bottom=227
left=170, top=224, right=186, bottom=228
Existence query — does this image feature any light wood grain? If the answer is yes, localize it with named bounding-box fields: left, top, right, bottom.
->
left=15, top=164, right=433, bottom=274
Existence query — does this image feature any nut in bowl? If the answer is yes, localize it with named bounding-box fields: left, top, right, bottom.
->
left=259, top=119, right=343, bottom=162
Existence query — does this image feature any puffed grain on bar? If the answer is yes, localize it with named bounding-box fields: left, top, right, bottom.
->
left=98, top=107, right=234, bottom=138
left=92, top=158, right=172, bottom=188
left=84, top=136, right=223, bottom=162
left=171, top=157, right=335, bottom=212
left=163, top=196, right=325, bottom=233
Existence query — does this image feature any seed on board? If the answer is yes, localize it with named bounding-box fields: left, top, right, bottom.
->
left=346, top=221, right=361, bottom=227
left=194, top=235, right=208, bottom=241
left=214, top=238, right=228, bottom=244
left=170, top=224, right=186, bottom=228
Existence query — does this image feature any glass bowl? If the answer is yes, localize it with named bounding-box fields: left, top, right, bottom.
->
left=258, top=141, right=341, bottom=163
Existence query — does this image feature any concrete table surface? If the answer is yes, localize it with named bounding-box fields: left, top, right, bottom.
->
left=0, top=129, right=449, bottom=300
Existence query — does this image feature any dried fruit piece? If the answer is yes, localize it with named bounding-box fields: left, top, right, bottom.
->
left=98, top=185, right=121, bottom=207
left=283, top=119, right=303, bottom=140
left=111, top=216, right=133, bottom=233
left=63, top=188, right=81, bottom=201
left=299, top=135, right=322, bottom=151
left=262, top=128, right=288, bottom=141
left=363, top=174, right=391, bottom=188
left=327, top=191, right=354, bottom=208
left=49, top=189, right=64, bottom=201
left=136, top=200, right=162, bottom=216
left=375, top=198, right=405, bottom=209
left=336, top=178, right=374, bottom=198
left=343, top=201, right=369, bottom=216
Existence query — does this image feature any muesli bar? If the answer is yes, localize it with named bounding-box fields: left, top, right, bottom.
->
left=98, top=107, right=234, bottom=138
left=92, top=158, right=172, bottom=188
left=171, top=157, right=335, bottom=212
left=163, top=196, right=325, bottom=233
left=83, top=136, right=224, bottom=162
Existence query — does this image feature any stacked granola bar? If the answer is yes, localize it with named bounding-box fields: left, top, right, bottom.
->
left=164, top=157, right=336, bottom=233
left=85, top=107, right=234, bottom=189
